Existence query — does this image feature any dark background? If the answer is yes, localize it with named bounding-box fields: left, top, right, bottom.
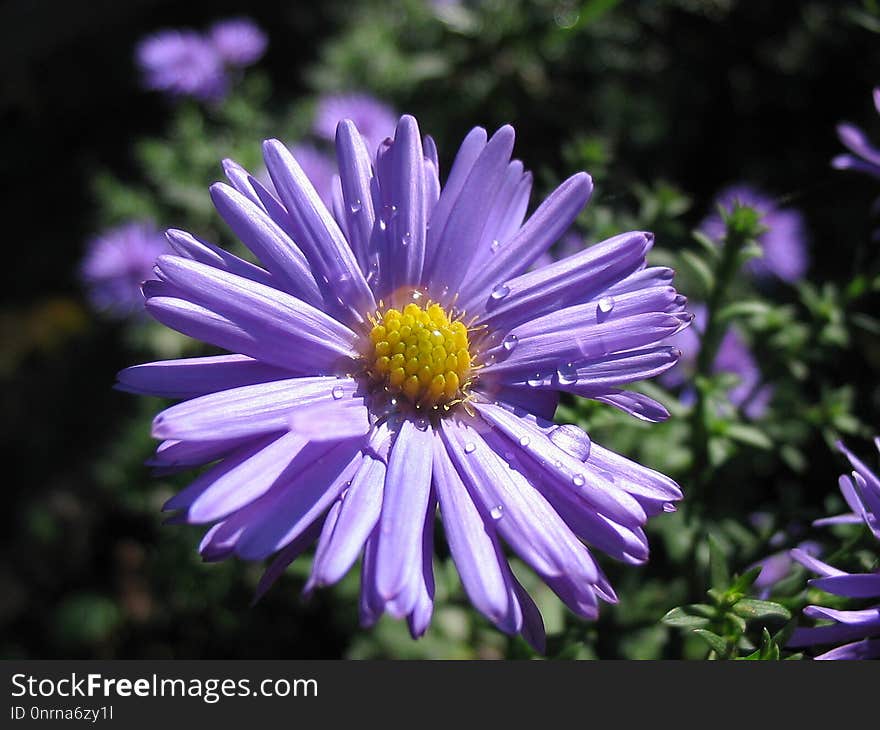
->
left=1, top=0, right=878, bottom=658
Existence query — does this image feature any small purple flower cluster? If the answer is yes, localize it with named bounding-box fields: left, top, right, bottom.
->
left=136, top=18, right=267, bottom=102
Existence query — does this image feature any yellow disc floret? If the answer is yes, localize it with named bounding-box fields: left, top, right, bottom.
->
left=366, top=301, right=472, bottom=408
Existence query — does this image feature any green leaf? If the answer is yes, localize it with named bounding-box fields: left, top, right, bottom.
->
left=661, top=604, right=715, bottom=628
left=729, top=566, right=762, bottom=594
left=693, top=629, right=728, bottom=657
left=679, top=250, right=714, bottom=294
left=726, top=424, right=773, bottom=450
left=731, top=599, right=791, bottom=622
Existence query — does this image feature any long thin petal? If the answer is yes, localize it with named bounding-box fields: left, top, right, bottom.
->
left=311, top=455, right=387, bottom=586
left=152, top=376, right=357, bottom=441
left=117, top=354, right=294, bottom=398
left=154, top=255, right=358, bottom=369
left=263, top=138, right=376, bottom=323
left=209, top=182, right=323, bottom=305
left=458, top=172, right=593, bottom=308
left=335, top=120, right=377, bottom=273
left=472, top=231, right=651, bottom=333
left=426, top=126, right=516, bottom=297
left=432, top=434, right=523, bottom=633
left=375, top=419, right=434, bottom=605
left=234, top=439, right=365, bottom=560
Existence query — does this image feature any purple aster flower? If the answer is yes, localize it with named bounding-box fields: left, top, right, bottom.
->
left=117, top=116, right=689, bottom=648
left=789, top=439, right=880, bottom=660
left=661, top=304, right=772, bottom=419
left=209, top=18, right=267, bottom=68
left=700, top=184, right=808, bottom=283
left=136, top=30, right=227, bottom=102
left=80, top=222, right=169, bottom=318
left=314, top=93, right=398, bottom=156
left=833, top=88, right=880, bottom=181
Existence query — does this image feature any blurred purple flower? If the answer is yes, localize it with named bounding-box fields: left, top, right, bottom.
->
left=700, top=184, right=808, bottom=283
left=314, top=93, right=398, bottom=155
left=209, top=18, right=267, bottom=68
left=136, top=30, right=227, bottom=102
left=661, top=304, right=772, bottom=419
left=117, top=115, right=689, bottom=646
left=789, top=439, right=880, bottom=659
left=749, top=541, right=821, bottom=599
left=833, top=88, right=880, bottom=181
left=80, top=222, right=169, bottom=318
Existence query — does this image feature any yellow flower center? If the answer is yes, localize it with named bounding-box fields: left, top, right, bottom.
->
left=366, top=300, right=472, bottom=408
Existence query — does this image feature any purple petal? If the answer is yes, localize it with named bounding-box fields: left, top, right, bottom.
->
left=234, top=439, right=365, bottom=560
left=432, top=435, right=524, bottom=634
left=375, top=419, right=434, bottom=608
left=209, top=183, right=323, bottom=305
left=473, top=232, right=651, bottom=333
left=152, top=376, right=357, bottom=441
left=117, top=354, right=294, bottom=398
left=810, top=573, right=880, bottom=599
left=262, top=139, right=376, bottom=323
left=335, top=120, right=377, bottom=273
left=153, top=255, right=358, bottom=368
left=165, top=431, right=309, bottom=523
left=459, top=172, right=593, bottom=308
left=424, top=126, right=487, bottom=271
left=165, top=228, right=275, bottom=289
left=426, top=126, right=516, bottom=298
left=311, top=454, right=387, bottom=586
left=440, top=418, right=598, bottom=585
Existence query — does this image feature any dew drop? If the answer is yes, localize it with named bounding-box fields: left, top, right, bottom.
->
left=662, top=502, right=677, bottom=513
left=490, top=239, right=501, bottom=252
left=464, top=442, right=476, bottom=454
left=414, top=417, right=430, bottom=432
left=501, top=334, right=518, bottom=352
left=572, top=474, right=586, bottom=487
left=401, top=231, right=412, bottom=247
left=519, top=435, right=531, bottom=447
left=490, top=505, right=504, bottom=520
left=349, top=199, right=362, bottom=214
left=527, top=373, right=545, bottom=387
left=556, top=362, right=578, bottom=385
left=410, top=289, right=424, bottom=302
left=549, top=424, right=591, bottom=461
left=597, top=296, right=615, bottom=320
left=331, top=385, right=345, bottom=400
left=490, top=283, right=510, bottom=300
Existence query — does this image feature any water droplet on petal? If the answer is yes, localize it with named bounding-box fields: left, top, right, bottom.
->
left=491, top=283, right=510, bottom=300
left=349, top=199, right=362, bottom=214
left=662, top=502, right=677, bottom=513
left=502, top=334, right=518, bottom=352
left=572, top=474, right=586, bottom=487
left=597, top=296, right=615, bottom=321
left=464, top=442, right=476, bottom=454
left=490, top=505, right=504, bottom=520
left=527, top=373, right=544, bottom=387
left=556, top=362, right=578, bottom=385
left=518, top=435, right=531, bottom=447
left=549, top=424, right=592, bottom=460
left=414, top=417, right=430, bottom=432
left=331, top=385, right=345, bottom=400
left=490, top=239, right=501, bottom=252
left=401, top=231, right=412, bottom=247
